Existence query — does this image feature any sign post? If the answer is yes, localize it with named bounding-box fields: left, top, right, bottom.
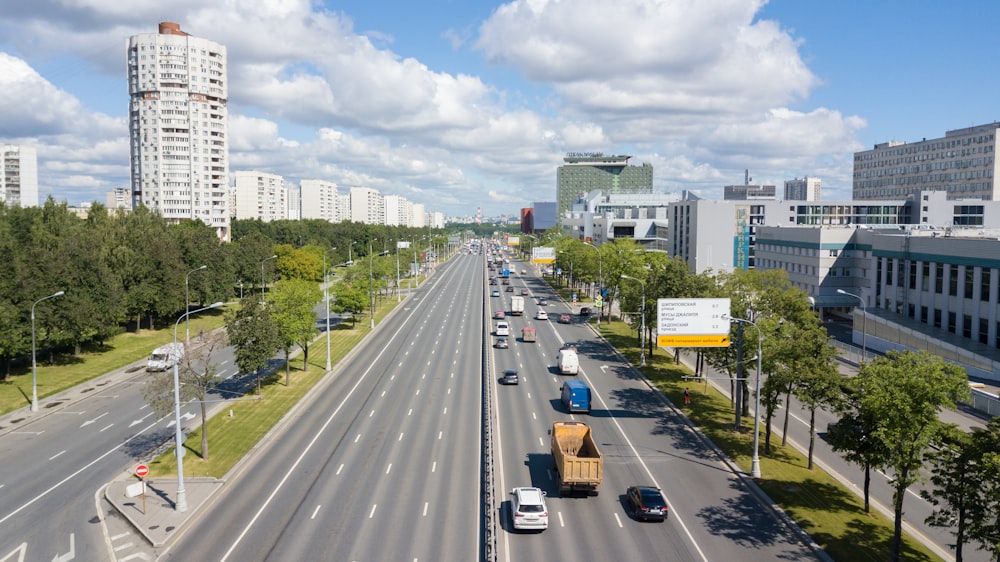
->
left=135, top=464, right=149, bottom=514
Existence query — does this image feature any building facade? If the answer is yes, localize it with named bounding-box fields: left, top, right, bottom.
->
left=784, top=176, right=821, bottom=201
left=0, top=145, right=38, bottom=207
left=300, top=179, right=341, bottom=222
left=232, top=171, right=287, bottom=222
left=853, top=122, right=1000, bottom=201
left=349, top=187, right=384, bottom=225
left=556, top=154, right=652, bottom=220
left=127, top=22, right=230, bottom=239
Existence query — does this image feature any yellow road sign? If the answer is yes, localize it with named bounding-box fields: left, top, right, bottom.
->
left=657, top=334, right=730, bottom=348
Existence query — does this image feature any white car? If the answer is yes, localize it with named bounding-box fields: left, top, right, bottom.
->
left=510, top=487, right=548, bottom=530
left=535, top=310, right=548, bottom=321
left=496, top=321, right=510, bottom=336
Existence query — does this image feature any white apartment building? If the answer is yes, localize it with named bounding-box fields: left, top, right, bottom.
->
left=784, top=177, right=821, bottom=201
left=411, top=203, right=426, bottom=228
left=853, top=122, right=1000, bottom=201
left=349, top=187, right=384, bottom=225
left=287, top=184, right=300, bottom=220
left=232, top=171, right=287, bottom=222
left=127, top=22, right=230, bottom=239
left=1, top=145, right=38, bottom=207
left=383, top=195, right=405, bottom=226
left=105, top=187, right=132, bottom=211
left=428, top=211, right=445, bottom=229
left=300, top=179, right=342, bottom=222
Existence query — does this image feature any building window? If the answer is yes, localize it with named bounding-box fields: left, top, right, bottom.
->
left=965, top=267, right=975, bottom=300
left=948, top=311, right=957, bottom=334
left=935, top=263, right=944, bottom=293
left=921, top=306, right=928, bottom=323
left=949, top=265, right=959, bottom=296
left=921, top=263, right=929, bottom=292
left=983, top=268, right=992, bottom=302
left=934, top=308, right=942, bottom=328
left=963, top=315, right=972, bottom=338
left=981, top=318, right=989, bottom=345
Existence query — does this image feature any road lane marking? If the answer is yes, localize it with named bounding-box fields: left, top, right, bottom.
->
left=100, top=424, right=114, bottom=432
left=49, top=450, right=66, bottom=460
left=438, top=431, right=442, bottom=440
left=398, top=432, right=404, bottom=441
left=311, top=505, right=321, bottom=519
left=432, top=461, right=436, bottom=473
left=369, top=504, right=377, bottom=518
left=354, top=434, right=361, bottom=443
left=336, top=464, right=344, bottom=475
left=129, top=412, right=155, bottom=427
left=408, top=408, right=412, bottom=416
left=423, top=502, right=428, bottom=516
left=80, top=412, right=110, bottom=428
left=442, top=407, right=447, bottom=415
left=386, top=464, right=392, bottom=474
left=539, top=437, right=544, bottom=447
left=369, top=409, right=375, bottom=417
left=558, top=512, right=565, bottom=527
left=614, top=513, right=623, bottom=527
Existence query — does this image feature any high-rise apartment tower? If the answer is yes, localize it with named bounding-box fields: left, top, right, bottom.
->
left=127, top=22, right=230, bottom=239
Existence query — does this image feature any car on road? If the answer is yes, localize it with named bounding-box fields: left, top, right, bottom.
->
left=538, top=298, right=549, bottom=306
left=505, top=285, right=514, bottom=292
left=501, top=369, right=519, bottom=385
left=502, top=278, right=510, bottom=285
left=560, top=341, right=578, bottom=351
left=626, top=486, right=668, bottom=522
left=510, top=487, right=547, bottom=530
left=521, top=288, right=530, bottom=296
left=495, top=337, right=509, bottom=349
left=535, top=310, right=548, bottom=321
left=494, top=310, right=506, bottom=319
left=491, top=289, right=500, bottom=297
left=580, top=307, right=592, bottom=316
left=558, top=314, right=572, bottom=324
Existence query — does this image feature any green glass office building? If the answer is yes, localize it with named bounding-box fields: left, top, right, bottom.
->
left=557, top=154, right=652, bottom=221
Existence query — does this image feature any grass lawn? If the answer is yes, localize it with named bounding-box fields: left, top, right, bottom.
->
left=0, top=309, right=228, bottom=415
left=149, top=297, right=399, bottom=479
left=596, top=319, right=942, bottom=562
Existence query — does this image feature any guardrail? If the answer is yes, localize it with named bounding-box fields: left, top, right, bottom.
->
left=481, top=262, right=498, bottom=562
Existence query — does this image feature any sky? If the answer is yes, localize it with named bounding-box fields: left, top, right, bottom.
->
left=1, top=0, right=998, bottom=218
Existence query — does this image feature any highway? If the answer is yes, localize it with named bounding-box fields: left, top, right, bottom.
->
left=0, top=341, right=250, bottom=560
left=162, top=255, right=485, bottom=561
left=488, top=256, right=818, bottom=561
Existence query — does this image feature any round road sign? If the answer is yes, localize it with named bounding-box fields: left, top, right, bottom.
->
left=135, top=464, right=149, bottom=478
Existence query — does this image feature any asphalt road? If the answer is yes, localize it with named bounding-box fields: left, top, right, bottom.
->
left=488, top=257, right=819, bottom=561
left=161, top=255, right=485, bottom=561
left=0, top=332, right=262, bottom=561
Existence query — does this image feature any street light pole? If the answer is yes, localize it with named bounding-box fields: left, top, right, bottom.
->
left=31, top=290, right=65, bottom=413
left=369, top=239, right=377, bottom=329
left=261, top=254, right=277, bottom=305
left=837, top=289, right=867, bottom=362
left=185, top=265, right=207, bottom=345
left=396, top=243, right=401, bottom=303
left=584, top=242, right=602, bottom=328
left=620, top=275, right=646, bottom=367
left=724, top=313, right=763, bottom=478
left=324, top=251, right=331, bottom=371
left=172, top=301, right=224, bottom=512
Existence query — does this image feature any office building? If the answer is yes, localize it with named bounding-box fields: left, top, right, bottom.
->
left=232, top=171, right=287, bottom=222
left=784, top=177, right=821, bottom=201
left=556, top=154, right=652, bottom=220
left=1, top=144, right=38, bottom=207
left=853, top=122, right=1000, bottom=201
left=127, top=22, right=230, bottom=239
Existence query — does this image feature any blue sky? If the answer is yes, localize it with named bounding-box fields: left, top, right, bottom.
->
left=0, top=0, right=997, bottom=217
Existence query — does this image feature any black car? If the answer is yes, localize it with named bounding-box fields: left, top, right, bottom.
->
left=579, top=307, right=592, bottom=316
left=501, top=369, right=519, bottom=385
left=626, top=486, right=668, bottom=522
left=505, top=285, right=514, bottom=292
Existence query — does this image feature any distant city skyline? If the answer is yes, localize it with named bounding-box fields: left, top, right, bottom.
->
left=1, top=1, right=998, bottom=217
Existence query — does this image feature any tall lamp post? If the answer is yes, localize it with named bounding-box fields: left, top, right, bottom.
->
left=185, top=265, right=207, bottom=345
left=261, top=254, right=277, bottom=304
left=324, top=250, right=332, bottom=372
left=31, top=290, right=65, bottom=412
left=620, top=275, right=647, bottom=367
left=396, top=242, right=402, bottom=303
left=837, top=289, right=867, bottom=362
left=172, top=301, right=224, bottom=512
left=723, top=313, right=763, bottom=478
left=369, top=239, right=378, bottom=329
left=584, top=242, right=603, bottom=328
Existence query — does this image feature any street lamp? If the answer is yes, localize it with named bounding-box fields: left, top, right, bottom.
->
left=237, top=280, right=243, bottom=300
left=369, top=239, right=378, bottom=329
left=723, top=313, right=763, bottom=478
left=324, top=250, right=332, bottom=372
left=584, top=242, right=603, bottom=328
left=31, top=290, right=64, bottom=413
left=261, top=255, right=277, bottom=304
left=620, top=275, right=647, bottom=367
left=172, top=301, right=224, bottom=512
left=837, top=289, right=867, bottom=362
left=185, top=265, right=207, bottom=345
left=396, top=242, right=401, bottom=303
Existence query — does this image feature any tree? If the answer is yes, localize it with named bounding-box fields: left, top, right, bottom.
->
left=827, top=377, right=889, bottom=514
left=268, top=278, right=322, bottom=384
left=331, top=283, right=367, bottom=325
left=961, top=417, right=1000, bottom=560
left=858, top=350, right=969, bottom=561
left=921, top=425, right=980, bottom=562
left=143, top=330, right=226, bottom=459
left=225, top=296, right=281, bottom=395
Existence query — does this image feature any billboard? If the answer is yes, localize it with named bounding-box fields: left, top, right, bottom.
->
left=508, top=236, right=520, bottom=246
left=656, top=298, right=731, bottom=348
left=397, top=241, right=411, bottom=249
left=532, top=246, right=556, bottom=264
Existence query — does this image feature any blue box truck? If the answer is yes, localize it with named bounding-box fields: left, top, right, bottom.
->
left=561, top=380, right=592, bottom=413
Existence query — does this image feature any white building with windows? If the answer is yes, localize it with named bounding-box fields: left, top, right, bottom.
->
left=411, top=203, right=426, bottom=228
left=349, top=187, right=384, bottom=225
left=127, top=22, right=230, bottom=239
left=0, top=145, right=38, bottom=207
left=784, top=177, right=821, bottom=201
left=232, top=171, right=287, bottom=222
left=300, top=179, right=342, bottom=222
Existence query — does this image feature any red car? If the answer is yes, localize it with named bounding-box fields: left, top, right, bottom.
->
left=494, top=310, right=506, bottom=319
left=558, top=314, right=572, bottom=324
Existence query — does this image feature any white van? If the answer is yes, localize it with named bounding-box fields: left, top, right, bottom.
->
left=558, top=348, right=579, bottom=375
left=146, top=342, right=185, bottom=372
left=496, top=321, right=511, bottom=336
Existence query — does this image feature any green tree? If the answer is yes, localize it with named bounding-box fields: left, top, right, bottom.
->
left=225, top=296, right=281, bottom=395
left=963, top=417, right=1000, bottom=560
left=921, top=425, right=980, bottom=562
left=268, top=278, right=322, bottom=385
left=858, top=350, right=969, bottom=561
left=331, top=283, right=367, bottom=326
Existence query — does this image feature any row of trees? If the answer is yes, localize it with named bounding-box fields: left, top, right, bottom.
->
left=533, top=233, right=985, bottom=562
left=0, top=198, right=451, bottom=378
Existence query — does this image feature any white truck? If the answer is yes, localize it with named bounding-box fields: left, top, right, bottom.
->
left=558, top=348, right=579, bottom=375
left=510, top=296, right=525, bottom=316
left=146, top=342, right=185, bottom=372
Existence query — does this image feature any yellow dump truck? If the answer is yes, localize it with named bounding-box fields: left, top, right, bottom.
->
left=550, top=421, right=603, bottom=495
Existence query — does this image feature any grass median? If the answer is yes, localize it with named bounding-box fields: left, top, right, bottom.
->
left=595, top=319, right=941, bottom=562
